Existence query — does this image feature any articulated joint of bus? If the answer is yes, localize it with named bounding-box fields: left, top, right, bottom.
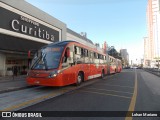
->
left=48, top=70, right=60, bottom=78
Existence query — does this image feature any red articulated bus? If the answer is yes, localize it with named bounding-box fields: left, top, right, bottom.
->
left=108, top=55, right=122, bottom=74
left=108, top=55, right=117, bottom=74
left=116, top=58, right=122, bottom=73
left=26, top=41, right=108, bottom=87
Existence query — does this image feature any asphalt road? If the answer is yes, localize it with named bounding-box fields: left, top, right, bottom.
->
left=1, top=69, right=160, bottom=120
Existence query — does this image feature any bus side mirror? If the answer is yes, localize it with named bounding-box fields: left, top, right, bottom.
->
left=66, top=48, right=70, bottom=57
left=28, top=49, right=38, bottom=58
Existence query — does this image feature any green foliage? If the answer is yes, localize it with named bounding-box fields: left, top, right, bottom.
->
left=108, top=48, right=122, bottom=60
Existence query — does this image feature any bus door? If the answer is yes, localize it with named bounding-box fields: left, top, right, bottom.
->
left=83, top=49, right=90, bottom=80
left=61, top=45, right=76, bottom=85
left=90, top=52, right=98, bottom=77
left=87, top=52, right=94, bottom=79
left=110, top=62, right=114, bottom=74
left=116, top=59, right=118, bottom=72
left=74, top=47, right=90, bottom=81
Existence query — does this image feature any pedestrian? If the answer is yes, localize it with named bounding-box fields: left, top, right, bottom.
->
left=12, top=66, right=18, bottom=80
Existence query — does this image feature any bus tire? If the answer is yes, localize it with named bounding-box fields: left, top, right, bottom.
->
left=76, top=73, right=83, bottom=86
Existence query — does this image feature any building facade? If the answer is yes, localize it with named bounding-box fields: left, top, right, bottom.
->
left=143, top=37, right=150, bottom=67
left=146, top=0, right=160, bottom=64
left=120, top=49, right=129, bottom=67
left=0, top=0, right=98, bottom=76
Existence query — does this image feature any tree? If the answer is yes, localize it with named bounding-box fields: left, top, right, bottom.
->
left=108, top=47, right=122, bottom=60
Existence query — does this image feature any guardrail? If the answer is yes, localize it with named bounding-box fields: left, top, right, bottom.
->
left=143, top=68, right=160, bottom=77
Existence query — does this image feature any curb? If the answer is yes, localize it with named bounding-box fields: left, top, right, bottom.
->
left=0, top=85, right=36, bottom=94
left=143, top=69, right=160, bottom=77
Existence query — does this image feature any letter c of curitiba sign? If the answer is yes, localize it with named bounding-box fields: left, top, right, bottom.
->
left=0, top=5, right=61, bottom=42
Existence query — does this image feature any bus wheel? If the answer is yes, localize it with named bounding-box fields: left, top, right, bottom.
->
left=76, top=73, right=83, bottom=86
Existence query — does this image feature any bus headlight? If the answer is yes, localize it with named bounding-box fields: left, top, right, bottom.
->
left=48, top=70, right=60, bottom=78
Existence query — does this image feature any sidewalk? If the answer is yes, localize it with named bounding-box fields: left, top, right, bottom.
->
left=0, top=75, right=30, bottom=93
left=143, top=68, right=160, bottom=77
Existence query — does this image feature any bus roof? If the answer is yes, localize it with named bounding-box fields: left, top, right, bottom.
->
left=42, top=40, right=78, bottom=48
left=40, top=40, right=106, bottom=55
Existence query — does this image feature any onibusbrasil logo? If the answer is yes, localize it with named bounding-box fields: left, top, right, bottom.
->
left=1, top=112, right=42, bottom=118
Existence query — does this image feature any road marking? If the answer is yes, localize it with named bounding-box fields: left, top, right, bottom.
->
left=79, top=90, right=131, bottom=99
left=1, top=88, right=72, bottom=111
left=2, top=92, right=57, bottom=111
left=86, top=88, right=133, bottom=94
left=125, top=69, right=138, bottom=120
left=96, top=84, right=134, bottom=89
left=0, top=79, right=101, bottom=111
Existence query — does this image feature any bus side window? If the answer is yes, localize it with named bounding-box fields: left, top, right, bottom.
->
left=94, top=53, right=96, bottom=58
left=83, top=49, right=86, bottom=56
left=85, top=49, right=88, bottom=57
left=74, top=46, right=77, bottom=54
left=89, top=51, right=91, bottom=58
left=81, top=48, right=84, bottom=56
left=87, top=50, right=89, bottom=57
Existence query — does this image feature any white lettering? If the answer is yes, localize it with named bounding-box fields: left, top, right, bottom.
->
left=11, top=18, right=58, bottom=41
left=42, top=30, right=45, bottom=38
left=34, top=26, right=37, bottom=36
left=51, top=35, right=54, bottom=41
left=20, top=15, right=39, bottom=26
left=28, top=27, right=32, bottom=34
left=143, top=113, right=147, bottom=116
left=146, top=113, right=157, bottom=116
left=46, top=31, right=50, bottom=40
left=28, top=113, right=42, bottom=117
left=11, top=20, right=19, bottom=31
left=38, top=28, right=41, bottom=37
left=12, top=112, right=27, bottom=117
left=132, top=113, right=142, bottom=117
left=20, top=16, right=24, bottom=20
left=21, top=25, right=27, bottom=33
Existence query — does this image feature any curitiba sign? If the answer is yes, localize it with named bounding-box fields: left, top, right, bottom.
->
left=0, top=6, right=61, bottom=42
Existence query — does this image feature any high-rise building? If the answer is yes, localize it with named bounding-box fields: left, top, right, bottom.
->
left=146, top=0, right=160, bottom=62
left=144, top=37, right=149, bottom=60
left=144, top=37, right=151, bottom=67
left=146, top=0, right=153, bottom=60
left=120, top=49, right=129, bottom=67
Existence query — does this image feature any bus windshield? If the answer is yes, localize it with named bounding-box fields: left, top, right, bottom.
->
left=31, top=46, right=64, bottom=70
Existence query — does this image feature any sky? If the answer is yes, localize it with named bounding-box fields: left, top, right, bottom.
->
left=26, top=0, right=147, bottom=63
